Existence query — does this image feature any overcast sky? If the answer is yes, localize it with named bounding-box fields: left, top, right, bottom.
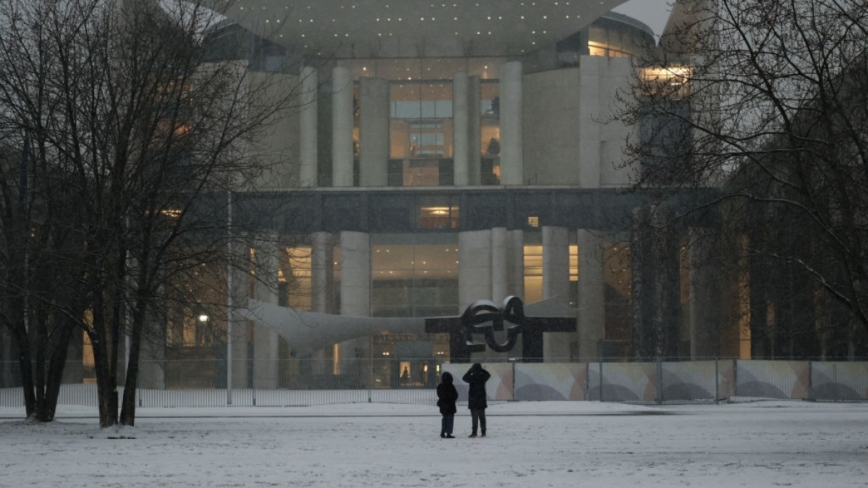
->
left=611, top=0, right=674, bottom=38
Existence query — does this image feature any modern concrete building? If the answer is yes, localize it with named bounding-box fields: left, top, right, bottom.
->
left=145, top=0, right=741, bottom=389
left=0, top=0, right=736, bottom=391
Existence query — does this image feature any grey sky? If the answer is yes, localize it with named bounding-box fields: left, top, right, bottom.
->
left=611, top=0, right=674, bottom=38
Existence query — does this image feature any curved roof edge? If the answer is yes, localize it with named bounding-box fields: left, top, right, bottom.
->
left=212, top=0, right=636, bottom=55
left=599, top=11, right=656, bottom=41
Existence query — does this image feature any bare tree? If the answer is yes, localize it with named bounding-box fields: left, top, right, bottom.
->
left=0, top=0, right=303, bottom=426
left=616, top=0, right=868, bottom=354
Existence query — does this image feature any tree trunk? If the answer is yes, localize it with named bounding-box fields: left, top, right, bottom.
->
left=14, top=330, right=36, bottom=418
left=121, top=263, right=155, bottom=426
left=37, top=317, right=78, bottom=422
left=91, top=301, right=118, bottom=428
left=120, top=309, right=143, bottom=426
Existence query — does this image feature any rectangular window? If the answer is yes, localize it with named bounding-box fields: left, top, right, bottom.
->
left=371, top=236, right=460, bottom=317
left=418, top=195, right=460, bottom=229
left=389, top=82, right=454, bottom=186
left=480, top=82, right=500, bottom=185
left=285, top=246, right=312, bottom=311
left=524, top=244, right=544, bottom=305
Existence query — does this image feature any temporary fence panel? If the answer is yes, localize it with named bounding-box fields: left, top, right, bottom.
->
left=810, top=362, right=868, bottom=401
left=514, top=363, right=587, bottom=401
left=735, top=360, right=810, bottom=400
left=587, top=361, right=657, bottom=403
left=2, top=359, right=868, bottom=409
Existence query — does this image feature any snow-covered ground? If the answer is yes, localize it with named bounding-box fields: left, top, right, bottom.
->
left=1, top=401, right=866, bottom=487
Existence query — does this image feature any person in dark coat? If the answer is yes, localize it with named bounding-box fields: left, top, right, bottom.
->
left=462, top=363, right=491, bottom=438
left=436, top=372, right=458, bottom=438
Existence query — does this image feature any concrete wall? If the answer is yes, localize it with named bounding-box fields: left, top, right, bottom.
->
left=597, top=57, right=635, bottom=187
left=249, top=72, right=301, bottom=189
left=458, top=230, right=493, bottom=311
left=523, top=68, right=582, bottom=185
left=522, top=59, right=635, bottom=189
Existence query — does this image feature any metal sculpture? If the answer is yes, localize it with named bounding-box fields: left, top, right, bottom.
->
left=426, top=296, right=575, bottom=362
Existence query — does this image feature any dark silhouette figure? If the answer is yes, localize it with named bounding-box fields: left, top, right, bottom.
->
left=436, top=372, right=458, bottom=438
left=485, top=137, right=500, bottom=156
left=462, top=363, right=491, bottom=438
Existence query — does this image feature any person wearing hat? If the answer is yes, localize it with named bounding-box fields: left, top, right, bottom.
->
left=436, top=372, right=458, bottom=438
left=462, top=363, right=491, bottom=438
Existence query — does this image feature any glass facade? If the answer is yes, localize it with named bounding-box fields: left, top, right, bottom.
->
left=331, top=14, right=654, bottom=190
left=389, top=82, right=454, bottom=186
left=283, top=245, right=313, bottom=310
left=417, top=195, right=460, bottom=230
left=371, top=234, right=459, bottom=318
left=335, top=57, right=509, bottom=187
left=524, top=244, right=543, bottom=305
left=480, top=81, right=501, bottom=185
left=556, top=12, right=656, bottom=66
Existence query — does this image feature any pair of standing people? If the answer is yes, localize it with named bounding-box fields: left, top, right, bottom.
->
left=436, top=363, right=491, bottom=438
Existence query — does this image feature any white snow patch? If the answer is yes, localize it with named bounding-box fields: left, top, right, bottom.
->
left=1, top=401, right=867, bottom=487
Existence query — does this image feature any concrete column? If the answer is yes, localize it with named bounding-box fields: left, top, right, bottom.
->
left=509, top=229, right=525, bottom=299
left=253, top=233, right=280, bottom=389
left=307, top=232, right=334, bottom=375
left=339, top=231, right=371, bottom=374
left=229, top=235, right=251, bottom=388
left=311, top=232, right=332, bottom=314
left=299, top=66, right=318, bottom=187
left=689, top=231, right=721, bottom=358
left=578, top=57, right=601, bottom=188
left=230, top=320, right=249, bottom=389
left=453, top=71, right=470, bottom=186
left=543, top=227, right=570, bottom=304
left=500, top=61, right=524, bottom=185
left=138, top=324, right=165, bottom=389
left=491, top=227, right=509, bottom=303
left=468, top=76, right=482, bottom=185
left=458, top=230, right=492, bottom=311
left=310, top=232, right=332, bottom=375
left=543, top=226, right=572, bottom=361
left=331, top=66, right=354, bottom=187
left=578, top=230, right=605, bottom=361
left=359, top=77, right=390, bottom=187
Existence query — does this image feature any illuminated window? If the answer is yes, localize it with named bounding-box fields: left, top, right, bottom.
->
left=418, top=196, right=459, bottom=229
left=570, top=245, right=578, bottom=282
left=284, top=246, right=313, bottom=310
left=638, top=66, right=692, bottom=98
left=371, top=238, right=459, bottom=318
left=524, top=245, right=543, bottom=304
left=389, top=82, right=454, bottom=186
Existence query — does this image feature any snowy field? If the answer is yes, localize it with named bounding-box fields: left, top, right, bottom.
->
left=1, top=401, right=866, bottom=487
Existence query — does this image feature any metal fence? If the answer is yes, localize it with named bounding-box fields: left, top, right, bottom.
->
left=2, top=358, right=867, bottom=408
